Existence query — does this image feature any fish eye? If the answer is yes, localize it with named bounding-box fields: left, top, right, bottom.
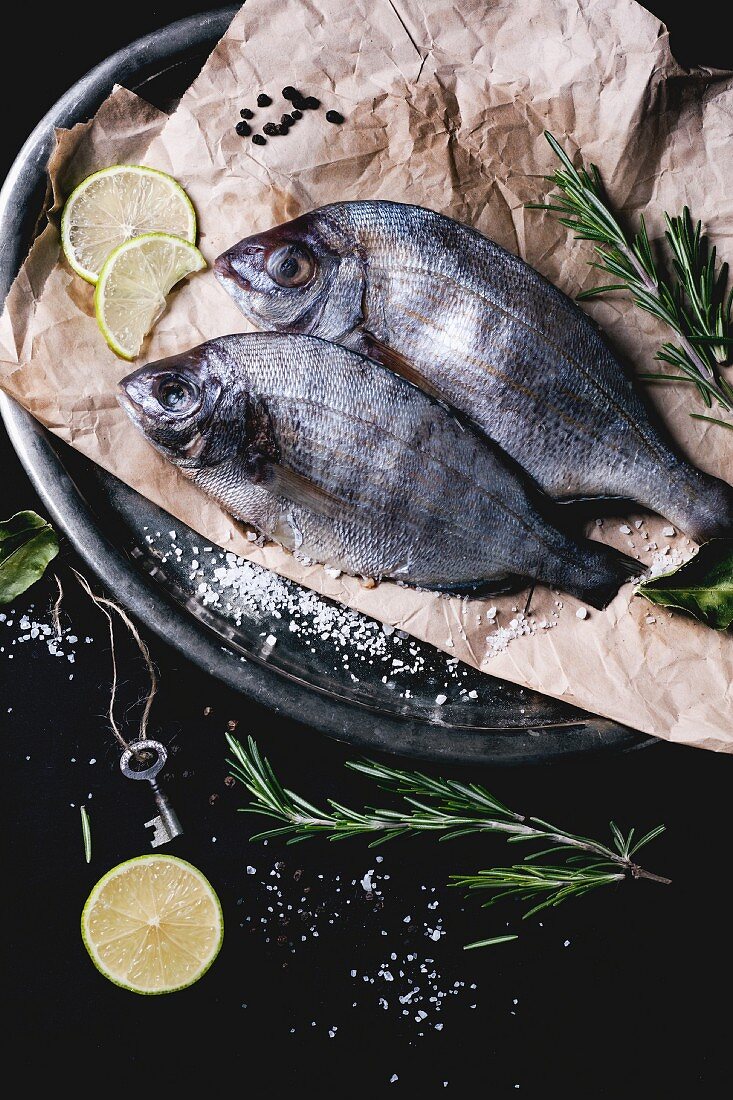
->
left=155, top=375, right=199, bottom=414
left=265, top=244, right=315, bottom=288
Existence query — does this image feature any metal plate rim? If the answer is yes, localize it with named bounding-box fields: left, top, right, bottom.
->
left=0, top=9, right=655, bottom=766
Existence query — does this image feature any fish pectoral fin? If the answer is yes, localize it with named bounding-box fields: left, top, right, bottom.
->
left=256, top=460, right=345, bottom=521
left=360, top=333, right=446, bottom=402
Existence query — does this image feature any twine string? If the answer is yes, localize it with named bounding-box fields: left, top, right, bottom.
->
left=53, top=570, right=158, bottom=756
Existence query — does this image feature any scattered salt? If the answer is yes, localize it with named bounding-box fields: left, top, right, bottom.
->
left=575, top=608, right=588, bottom=620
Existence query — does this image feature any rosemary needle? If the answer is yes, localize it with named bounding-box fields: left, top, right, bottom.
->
left=80, top=805, right=92, bottom=864
left=464, top=935, right=519, bottom=950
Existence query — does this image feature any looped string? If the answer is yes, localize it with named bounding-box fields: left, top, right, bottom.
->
left=54, top=570, right=158, bottom=755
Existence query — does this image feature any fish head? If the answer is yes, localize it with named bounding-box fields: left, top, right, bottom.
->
left=214, top=208, right=365, bottom=341
left=118, top=344, right=239, bottom=470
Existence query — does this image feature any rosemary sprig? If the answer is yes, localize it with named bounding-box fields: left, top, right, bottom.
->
left=529, top=131, right=733, bottom=423
left=227, top=736, right=670, bottom=933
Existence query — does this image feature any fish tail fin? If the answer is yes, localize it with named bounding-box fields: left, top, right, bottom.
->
left=556, top=542, right=644, bottom=610
left=657, top=470, right=733, bottom=544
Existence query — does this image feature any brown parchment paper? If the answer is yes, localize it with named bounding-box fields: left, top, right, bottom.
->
left=1, top=0, right=731, bottom=751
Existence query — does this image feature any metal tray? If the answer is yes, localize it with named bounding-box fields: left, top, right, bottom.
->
left=0, top=7, right=652, bottom=765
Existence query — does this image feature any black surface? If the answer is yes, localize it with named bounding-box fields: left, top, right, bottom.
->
left=1, top=5, right=731, bottom=1092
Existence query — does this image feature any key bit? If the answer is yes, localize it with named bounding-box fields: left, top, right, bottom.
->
left=119, top=739, right=183, bottom=847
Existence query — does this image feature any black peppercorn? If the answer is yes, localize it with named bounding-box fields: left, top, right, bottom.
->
left=239, top=108, right=254, bottom=119
left=282, top=86, right=299, bottom=101
left=263, top=122, right=281, bottom=136
left=291, top=109, right=303, bottom=120
left=256, top=93, right=272, bottom=107
left=325, top=110, right=344, bottom=124
left=303, top=96, right=320, bottom=110
left=281, top=113, right=294, bottom=127
left=235, top=120, right=251, bottom=136
left=251, top=133, right=266, bottom=145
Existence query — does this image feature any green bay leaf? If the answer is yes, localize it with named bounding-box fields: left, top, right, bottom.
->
left=637, top=538, right=733, bottom=630
left=0, top=510, right=59, bottom=604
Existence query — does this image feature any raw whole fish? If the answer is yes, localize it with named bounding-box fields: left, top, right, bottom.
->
left=118, top=332, right=641, bottom=607
left=215, top=200, right=733, bottom=543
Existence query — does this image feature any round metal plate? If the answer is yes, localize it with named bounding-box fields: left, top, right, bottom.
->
left=0, top=8, right=653, bottom=764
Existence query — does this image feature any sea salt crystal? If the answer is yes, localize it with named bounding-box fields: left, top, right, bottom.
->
left=634, top=520, right=643, bottom=529
left=435, top=694, right=447, bottom=705
left=645, top=615, right=656, bottom=625
left=468, top=689, right=478, bottom=699
left=486, top=606, right=497, bottom=620
left=619, top=524, right=632, bottom=534
left=662, top=525, right=675, bottom=537
left=575, top=608, right=588, bottom=620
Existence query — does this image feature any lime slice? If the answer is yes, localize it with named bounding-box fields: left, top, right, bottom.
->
left=61, top=164, right=197, bottom=284
left=94, top=232, right=206, bottom=360
left=81, top=854, right=223, bottom=995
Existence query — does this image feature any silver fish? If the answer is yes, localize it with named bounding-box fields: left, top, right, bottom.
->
left=118, top=333, right=640, bottom=607
left=215, top=200, right=733, bottom=543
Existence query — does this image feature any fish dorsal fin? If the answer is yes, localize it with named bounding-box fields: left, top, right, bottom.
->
left=360, top=333, right=446, bottom=402
left=253, top=457, right=344, bottom=521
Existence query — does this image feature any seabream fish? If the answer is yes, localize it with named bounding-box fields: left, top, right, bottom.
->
left=215, top=200, right=733, bottom=543
left=118, top=333, right=641, bottom=608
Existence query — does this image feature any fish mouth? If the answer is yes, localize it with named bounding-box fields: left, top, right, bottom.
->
left=214, top=252, right=251, bottom=291
left=117, top=382, right=145, bottom=425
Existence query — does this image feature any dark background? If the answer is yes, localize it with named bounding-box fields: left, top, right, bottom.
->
left=1, top=4, right=730, bottom=1092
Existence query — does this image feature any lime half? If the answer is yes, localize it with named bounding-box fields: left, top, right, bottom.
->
left=94, top=232, right=206, bottom=360
left=61, top=164, right=197, bottom=284
left=81, top=854, right=223, bottom=995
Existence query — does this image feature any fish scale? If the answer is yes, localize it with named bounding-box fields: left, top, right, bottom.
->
left=118, top=333, right=641, bottom=607
left=215, top=200, right=733, bottom=543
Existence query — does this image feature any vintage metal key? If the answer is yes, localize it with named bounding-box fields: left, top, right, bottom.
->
left=119, top=739, right=183, bottom=847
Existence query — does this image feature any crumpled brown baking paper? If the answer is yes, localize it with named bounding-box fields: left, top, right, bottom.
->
left=1, top=0, right=731, bottom=751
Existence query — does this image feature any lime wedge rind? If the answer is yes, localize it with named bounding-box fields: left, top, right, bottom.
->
left=61, top=164, right=198, bottom=284
left=94, top=232, right=206, bottom=360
